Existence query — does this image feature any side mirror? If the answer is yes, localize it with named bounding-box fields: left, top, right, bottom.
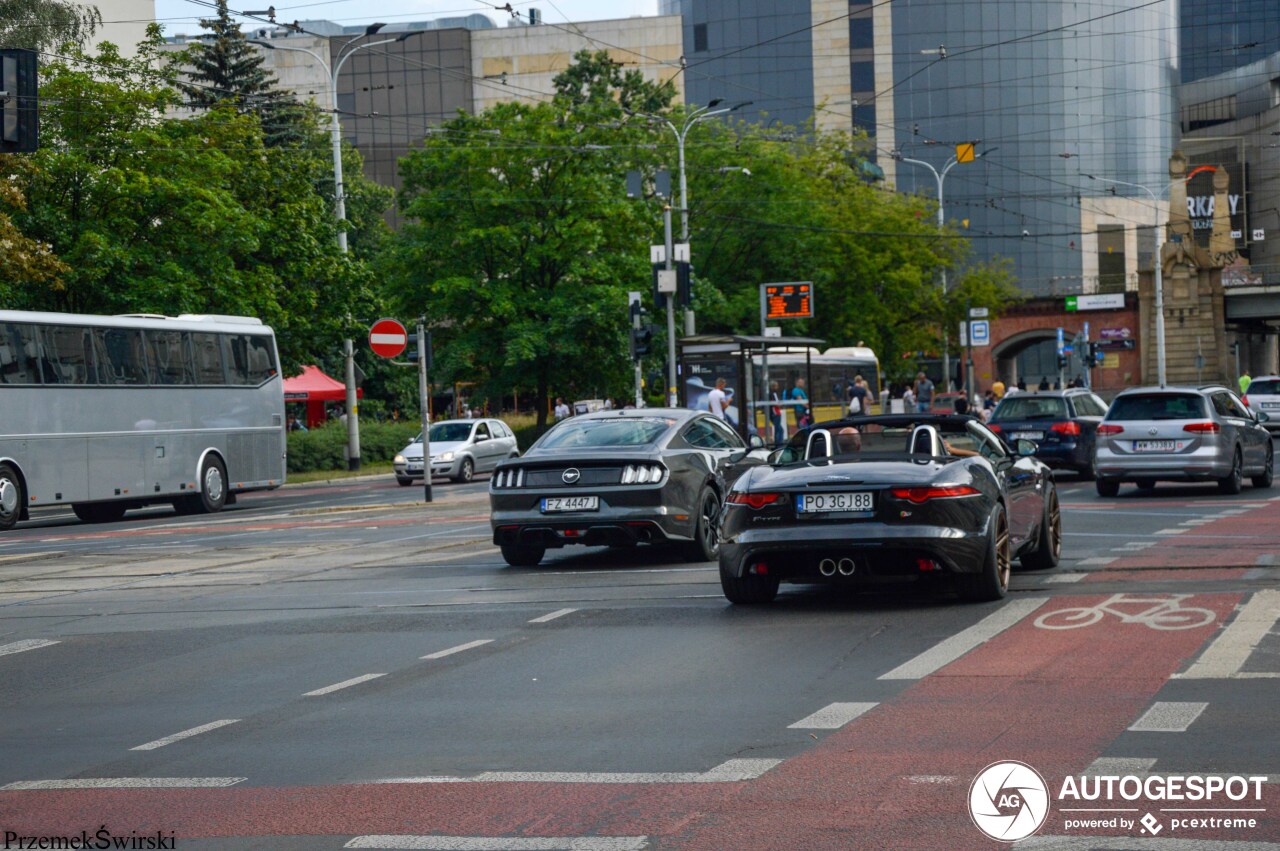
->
left=474, top=433, right=489, bottom=442
left=748, top=433, right=766, bottom=449
left=1257, top=411, right=1271, bottom=424
left=728, top=448, right=749, bottom=464
left=1016, top=438, right=1038, bottom=457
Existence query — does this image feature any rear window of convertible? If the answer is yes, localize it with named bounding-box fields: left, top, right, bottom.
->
left=1107, top=394, right=1207, bottom=420
left=536, top=418, right=675, bottom=448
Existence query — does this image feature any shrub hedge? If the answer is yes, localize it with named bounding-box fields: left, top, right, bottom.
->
left=287, top=421, right=420, bottom=474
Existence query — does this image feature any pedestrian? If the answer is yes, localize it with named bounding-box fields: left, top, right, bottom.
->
left=554, top=397, right=570, bottom=420
left=902, top=385, right=915, bottom=411
left=788, top=378, right=810, bottom=428
left=1240, top=371, right=1252, bottom=395
left=1016, top=378, right=1027, bottom=393
left=707, top=377, right=730, bottom=420
left=848, top=374, right=869, bottom=416
left=1038, top=376, right=1050, bottom=391
left=913, top=372, right=934, bottom=414
left=953, top=396, right=970, bottom=416
left=991, top=379, right=1006, bottom=399
left=768, top=380, right=785, bottom=445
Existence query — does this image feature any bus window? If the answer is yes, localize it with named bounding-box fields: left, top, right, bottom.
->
left=190, top=332, right=226, bottom=385
left=92, top=328, right=148, bottom=385
left=39, top=325, right=94, bottom=385
left=146, top=330, right=195, bottom=385
left=224, top=334, right=277, bottom=385
left=0, top=323, right=42, bottom=385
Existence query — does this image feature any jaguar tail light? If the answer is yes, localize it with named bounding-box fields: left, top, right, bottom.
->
left=890, top=485, right=980, bottom=503
left=1050, top=421, right=1081, bottom=435
left=727, top=492, right=783, bottom=509
left=1183, top=422, right=1221, bottom=434
left=987, top=424, right=1003, bottom=433
left=1097, top=424, right=1125, bottom=435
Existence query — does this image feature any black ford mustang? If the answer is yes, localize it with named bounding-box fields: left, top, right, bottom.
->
left=490, top=408, right=766, bottom=567
left=717, top=414, right=1061, bottom=604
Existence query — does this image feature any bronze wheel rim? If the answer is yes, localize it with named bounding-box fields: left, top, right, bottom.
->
left=996, top=510, right=1011, bottom=591
left=1048, top=491, right=1061, bottom=560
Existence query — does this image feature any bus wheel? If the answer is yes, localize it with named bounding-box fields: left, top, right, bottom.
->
left=0, top=463, right=23, bottom=531
left=196, top=456, right=228, bottom=514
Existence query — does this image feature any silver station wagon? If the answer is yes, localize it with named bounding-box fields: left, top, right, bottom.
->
left=1093, top=385, right=1273, bottom=497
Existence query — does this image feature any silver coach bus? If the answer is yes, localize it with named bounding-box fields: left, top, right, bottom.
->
left=0, top=310, right=286, bottom=529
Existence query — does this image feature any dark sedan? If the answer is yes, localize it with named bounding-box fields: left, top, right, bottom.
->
left=717, top=415, right=1061, bottom=604
left=489, top=409, right=765, bottom=567
left=987, top=389, right=1108, bottom=477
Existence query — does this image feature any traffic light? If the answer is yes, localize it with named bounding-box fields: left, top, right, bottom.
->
left=1, top=49, right=38, bottom=153
left=630, top=324, right=655, bottom=359
left=651, top=265, right=667, bottom=309
left=1056, top=354, right=1068, bottom=371
left=677, top=261, right=692, bottom=307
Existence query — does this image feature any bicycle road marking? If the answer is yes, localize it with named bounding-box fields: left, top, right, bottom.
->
left=1179, top=589, right=1280, bottom=679
left=1034, top=594, right=1218, bottom=631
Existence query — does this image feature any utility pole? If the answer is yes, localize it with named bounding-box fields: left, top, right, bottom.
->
left=417, top=321, right=432, bottom=503
left=343, top=338, right=360, bottom=470
left=629, top=291, right=644, bottom=408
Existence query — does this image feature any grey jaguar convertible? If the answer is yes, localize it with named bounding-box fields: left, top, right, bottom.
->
left=717, top=414, right=1061, bottom=604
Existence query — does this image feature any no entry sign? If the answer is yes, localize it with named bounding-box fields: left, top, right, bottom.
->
left=369, top=318, right=408, bottom=359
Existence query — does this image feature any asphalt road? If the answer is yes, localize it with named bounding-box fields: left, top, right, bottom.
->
left=1, top=466, right=1279, bottom=849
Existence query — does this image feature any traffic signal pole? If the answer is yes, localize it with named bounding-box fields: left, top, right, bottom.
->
left=417, top=322, right=433, bottom=504
left=664, top=205, right=678, bottom=407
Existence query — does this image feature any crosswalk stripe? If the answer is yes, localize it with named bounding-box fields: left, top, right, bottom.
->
left=1179, top=590, right=1280, bottom=679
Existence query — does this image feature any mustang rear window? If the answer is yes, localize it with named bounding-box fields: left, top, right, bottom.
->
left=1107, top=394, right=1207, bottom=420
left=538, top=419, right=672, bottom=448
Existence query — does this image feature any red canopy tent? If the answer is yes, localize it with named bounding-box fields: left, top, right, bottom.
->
left=283, top=365, right=362, bottom=428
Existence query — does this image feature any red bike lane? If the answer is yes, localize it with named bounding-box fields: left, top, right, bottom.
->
left=1, top=591, right=1270, bottom=849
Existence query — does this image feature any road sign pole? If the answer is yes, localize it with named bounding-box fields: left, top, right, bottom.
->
left=344, top=338, right=360, bottom=471
left=417, top=322, right=433, bottom=504
left=629, top=291, right=643, bottom=409
left=760, top=284, right=769, bottom=431
left=965, top=299, right=973, bottom=402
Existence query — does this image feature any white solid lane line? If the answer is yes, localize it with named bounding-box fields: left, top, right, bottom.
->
left=304, top=673, right=386, bottom=696
left=1, top=777, right=246, bottom=790
left=0, top=639, right=60, bottom=657
left=130, top=719, right=240, bottom=751
left=1128, top=701, right=1209, bottom=732
left=346, top=837, right=649, bottom=850
left=1179, top=590, right=1280, bottom=679
left=528, top=608, right=578, bottom=624
left=421, top=639, right=494, bottom=660
left=374, top=758, right=781, bottom=785
left=787, top=702, right=878, bottom=730
left=878, top=597, right=1048, bottom=680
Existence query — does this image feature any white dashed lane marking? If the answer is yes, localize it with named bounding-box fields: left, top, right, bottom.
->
left=373, top=758, right=781, bottom=785
left=1046, top=574, right=1086, bottom=584
left=130, top=719, right=240, bottom=751
left=1, top=777, right=246, bottom=790
left=421, top=639, right=494, bottom=660
left=787, top=702, right=878, bottom=729
left=0, top=639, right=60, bottom=657
left=528, top=608, right=578, bottom=624
left=1127, top=701, right=1209, bottom=732
left=879, top=598, right=1048, bottom=680
left=304, top=673, right=386, bottom=697
left=1179, top=590, right=1280, bottom=680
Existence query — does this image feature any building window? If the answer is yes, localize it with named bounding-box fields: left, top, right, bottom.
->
left=1097, top=224, right=1126, bottom=293
left=851, top=61, right=875, bottom=93
left=854, top=103, right=876, bottom=137
left=693, top=23, right=708, bottom=53
left=849, top=17, right=872, bottom=50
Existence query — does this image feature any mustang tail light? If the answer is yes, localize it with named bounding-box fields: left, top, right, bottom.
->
left=1049, top=421, right=1081, bottom=436
left=1097, top=424, right=1125, bottom=435
left=727, top=492, right=784, bottom=509
left=890, top=485, right=980, bottom=503
left=621, top=464, right=665, bottom=484
left=1183, top=422, right=1221, bottom=434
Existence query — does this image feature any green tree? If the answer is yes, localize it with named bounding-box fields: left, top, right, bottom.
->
left=6, top=31, right=389, bottom=370
left=177, top=0, right=310, bottom=148
left=0, top=0, right=99, bottom=50
left=388, top=98, right=659, bottom=427
left=552, top=48, right=677, bottom=115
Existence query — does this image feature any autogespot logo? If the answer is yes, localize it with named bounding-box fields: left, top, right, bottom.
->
left=969, top=760, right=1051, bottom=842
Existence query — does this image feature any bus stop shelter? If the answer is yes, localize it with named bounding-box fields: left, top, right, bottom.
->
left=283, top=365, right=362, bottom=428
left=679, top=334, right=825, bottom=444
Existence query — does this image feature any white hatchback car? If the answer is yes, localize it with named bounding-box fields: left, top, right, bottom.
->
left=1244, top=376, right=1280, bottom=434
left=394, top=418, right=519, bottom=485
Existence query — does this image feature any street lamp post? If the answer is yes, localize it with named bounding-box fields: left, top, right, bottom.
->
left=893, top=146, right=995, bottom=390
left=1085, top=175, right=1169, bottom=386
left=632, top=100, right=752, bottom=335
left=252, top=26, right=423, bottom=468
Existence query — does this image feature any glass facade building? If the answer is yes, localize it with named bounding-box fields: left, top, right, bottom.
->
left=1181, top=0, right=1280, bottom=83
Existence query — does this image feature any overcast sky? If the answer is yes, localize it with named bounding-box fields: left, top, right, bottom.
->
left=151, top=0, right=662, bottom=34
